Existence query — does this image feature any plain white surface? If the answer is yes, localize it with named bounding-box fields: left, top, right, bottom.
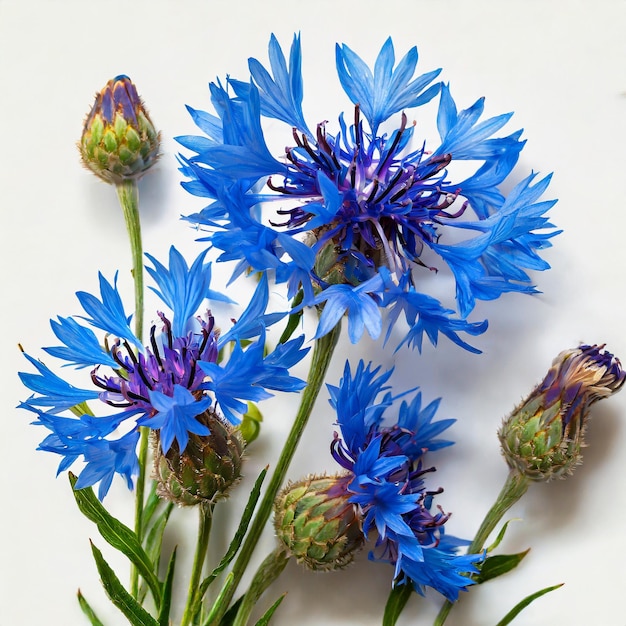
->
left=2, top=1, right=626, bottom=624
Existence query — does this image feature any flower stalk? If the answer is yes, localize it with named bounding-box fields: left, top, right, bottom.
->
left=114, top=177, right=150, bottom=597
left=209, top=321, right=342, bottom=624
left=433, top=470, right=529, bottom=626
left=181, top=502, right=214, bottom=626
left=115, top=179, right=144, bottom=341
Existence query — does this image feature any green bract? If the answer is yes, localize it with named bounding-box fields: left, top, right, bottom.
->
left=154, top=410, right=245, bottom=506
left=274, top=475, right=364, bottom=571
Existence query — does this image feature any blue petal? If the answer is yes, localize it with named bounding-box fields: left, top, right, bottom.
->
left=146, top=246, right=234, bottom=337
left=19, top=353, right=99, bottom=410
left=43, top=316, right=117, bottom=369
left=313, top=274, right=384, bottom=343
left=218, top=274, right=286, bottom=346
left=237, top=33, right=310, bottom=134
left=76, top=272, right=140, bottom=348
left=200, top=333, right=306, bottom=424
left=336, top=38, right=441, bottom=133
left=328, top=360, right=393, bottom=452
left=434, top=84, right=519, bottom=160
left=143, top=385, right=211, bottom=454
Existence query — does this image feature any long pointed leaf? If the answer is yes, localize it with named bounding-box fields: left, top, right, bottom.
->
left=475, top=549, right=530, bottom=584
left=382, top=583, right=412, bottom=626
left=495, top=583, right=564, bottom=626
left=487, top=519, right=520, bottom=553
left=254, top=594, right=286, bottom=626
left=200, top=468, right=267, bottom=594
left=139, top=502, right=174, bottom=604
left=77, top=590, right=105, bottom=626
left=90, top=541, right=159, bottom=626
left=145, top=502, right=175, bottom=567
left=215, top=594, right=242, bottom=626
left=158, top=548, right=178, bottom=626
left=203, top=574, right=236, bottom=626
left=278, top=289, right=304, bottom=344
left=69, top=473, right=162, bottom=607
left=141, top=481, right=163, bottom=536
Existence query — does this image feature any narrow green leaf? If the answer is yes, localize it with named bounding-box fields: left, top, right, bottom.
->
left=254, top=594, right=286, bottom=626
left=77, top=589, right=105, bottom=626
left=145, top=502, right=175, bottom=567
left=475, top=549, right=530, bottom=584
left=69, top=473, right=162, bottom=607
left=495, top=583, right=564, bottom=626
left=278, top=290, right=304, bottom=344
left=90, top=541, right=159, bottom=626
left=141, top=481, right=162, bottom=536
left=158, top=548, right=178, bottom=626
left=199, top=468, right=267, bottom=595
left=138, top=502, right=174, bottom=604
left=382, top=583, right=412, bottom=626
left=203, top=574, right=236, bottom=626
left=487, top=519, right=520, bottom=553
left=215, top=593, right=242, bottom=626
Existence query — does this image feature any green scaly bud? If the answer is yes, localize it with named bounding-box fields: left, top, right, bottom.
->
left=154, top=409, right=245, bottom=506
left=274, top=474, right=364, bottom=571
left=499, top=344, right=624, bottom=481
left=79, top=75, right=160, bottom=184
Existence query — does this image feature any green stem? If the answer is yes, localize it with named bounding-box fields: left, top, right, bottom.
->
left=181, top=503, right=215, bottom=626
left=115, top=179, right=147, bottom=598
left=433, top=470, right=530, bottom=626
left=232, top=549, right=289, bottom=626
left=116, top=179, right=144, bottom=340
left=210, top=322, right=342, bottom=625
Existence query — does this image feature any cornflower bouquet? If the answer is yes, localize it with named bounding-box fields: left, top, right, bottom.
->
left=9, top=18, right=626, bottom=626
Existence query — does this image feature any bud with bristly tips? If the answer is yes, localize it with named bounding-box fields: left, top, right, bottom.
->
left=274, top=474, right=364, bottom=571
left=499, top=344, right=625, bottom=481
left=154, top=409, right=245, bottom=506
left=79, top=75, right=160, bottom=184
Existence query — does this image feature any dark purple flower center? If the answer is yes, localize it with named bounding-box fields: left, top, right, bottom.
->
left=91, top=313, right=218, bottom=414
left=268, top=106, right=465, bottom=280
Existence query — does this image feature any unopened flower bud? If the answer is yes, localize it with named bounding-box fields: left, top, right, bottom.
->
left=274, top=474, right=364, bottom=571
left=154, top=409, right=244, bottom=506
left=79, top=75, right=160, bottom=184
left=499, top=344, right=625, bottom=481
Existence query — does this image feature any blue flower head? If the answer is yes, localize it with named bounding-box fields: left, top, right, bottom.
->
left=328, top=360, right=481, bottom=600
left=18, top=246, right=308, bottom=498
left=179, top=34, right=558, bottom=352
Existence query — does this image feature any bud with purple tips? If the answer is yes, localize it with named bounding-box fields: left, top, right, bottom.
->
left=79, top=75, right=160, bottom=184
left=499, top=345, right=625, bottom=481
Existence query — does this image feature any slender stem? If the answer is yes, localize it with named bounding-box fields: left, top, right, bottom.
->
left=116, top=179, right=144, bottom=340
left=115, top=179, right=148, bottom=598
left=210, top=322, right=342, bottom=625
left=232, top=548, right=289, bottom=626
left=433, top=470, right=530, bottom=626
left=467, top=470, right=529, bottom=555
left=181, top=503, right=215, bottom=626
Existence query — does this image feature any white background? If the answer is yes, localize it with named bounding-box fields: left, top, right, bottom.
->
left=2, top=1, right=626, bottom=625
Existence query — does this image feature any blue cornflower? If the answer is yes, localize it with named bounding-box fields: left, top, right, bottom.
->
left=327, top=360, right=481, bottom=601
left=18, top=246, right=308, bottom=498
left=178, top=34, right=558, bottom=352
left=275, top=360, right=481, bottom=600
